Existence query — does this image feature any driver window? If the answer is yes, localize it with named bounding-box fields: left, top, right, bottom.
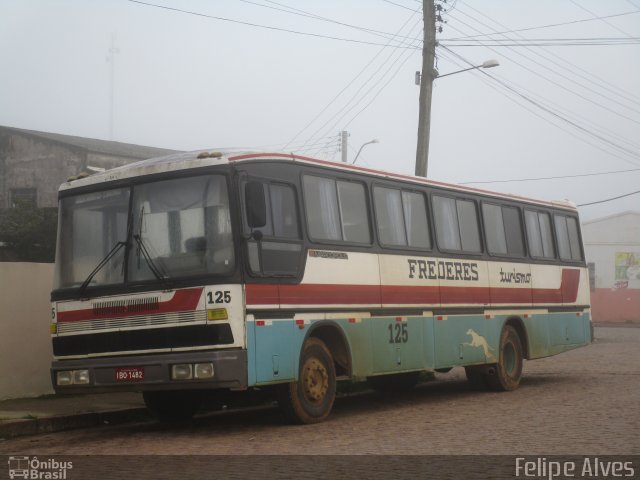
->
left=243, top=181, right=302, bottom=276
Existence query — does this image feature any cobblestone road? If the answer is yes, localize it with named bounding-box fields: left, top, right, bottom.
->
left=1, top=327, right=638, bottom=455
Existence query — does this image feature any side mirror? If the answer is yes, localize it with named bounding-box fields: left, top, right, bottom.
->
left=245, top=181, right=267, bottom=229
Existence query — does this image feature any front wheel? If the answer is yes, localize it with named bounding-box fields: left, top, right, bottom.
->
left=278, top=338, right=336, bottom=424
left=487, top=325, right=524, bottom=391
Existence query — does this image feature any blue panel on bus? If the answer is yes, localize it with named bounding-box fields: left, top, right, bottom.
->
left=434, top=315, right=492, bottom=369
left=369, top=316, right=427, bottom=374
left=547, top=312, right=590, bottom=354
left=252, top=319, right=298, bottom=385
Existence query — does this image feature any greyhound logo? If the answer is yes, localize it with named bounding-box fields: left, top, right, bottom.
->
left=465, top=329, right=496, bottom=362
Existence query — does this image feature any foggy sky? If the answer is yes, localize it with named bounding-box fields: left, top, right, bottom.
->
left=1, top=0, right=638, bottom=221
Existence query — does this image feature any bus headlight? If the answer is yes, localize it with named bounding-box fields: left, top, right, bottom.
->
left=57, top=370, right=90, bottom=386
left=73, top=370, right=90, bottom=385
left=194, top=363, right=214, bottom=379
left=56, top=371, right=73, bottom=386
left=171, top=364, right=193, bottom=380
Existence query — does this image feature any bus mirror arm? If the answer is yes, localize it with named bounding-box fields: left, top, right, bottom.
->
left=245, top=230, right=263, bottom=241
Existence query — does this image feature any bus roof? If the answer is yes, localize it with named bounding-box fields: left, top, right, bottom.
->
left=60, top=149, right=577, bottom=212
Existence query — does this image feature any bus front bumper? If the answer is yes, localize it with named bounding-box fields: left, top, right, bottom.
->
left=51, top=349, right=247, bottom=394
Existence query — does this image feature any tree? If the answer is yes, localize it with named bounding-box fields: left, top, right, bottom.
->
left=0, top=201, right=58, bottom=262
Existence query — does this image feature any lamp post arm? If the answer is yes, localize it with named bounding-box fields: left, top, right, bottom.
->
left=436, top=65, right=480, bottom=78
left=352, top=140, right=377, bottom=164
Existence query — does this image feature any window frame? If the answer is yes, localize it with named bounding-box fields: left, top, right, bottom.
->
left=481, top=201, right=526, bottom=259
left=553, top=213, right=584, bottom=263
left=301, top=173, right=373, bottom=247
left=241, top=180, right=302, bottom=241
left=524, top=209, right=557, bottom=261
left=372, top=183, right=432, bottom=252
left=431, top=193, right=483, bottom=255
left=240, top=178, right=304, bottom=278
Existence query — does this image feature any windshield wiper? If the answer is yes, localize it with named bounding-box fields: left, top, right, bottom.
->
left=133, top=234, right=169, bottom=287
left=79, top=240, right=128, bottom=295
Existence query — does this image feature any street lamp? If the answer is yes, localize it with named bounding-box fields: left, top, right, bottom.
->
left=436, top=59, right=500, bottom=79
left=415, top=58, right=500, bottom=178
left=352, top=139, right=379, bottom=164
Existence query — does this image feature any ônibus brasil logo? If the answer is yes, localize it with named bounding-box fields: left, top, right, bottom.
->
left=8, top=457, right=73, bottom=479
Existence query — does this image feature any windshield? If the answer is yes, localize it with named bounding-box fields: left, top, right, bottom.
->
left=54, top=188, right=130, bottom=289
left=54, top=174, right=234, bottom=291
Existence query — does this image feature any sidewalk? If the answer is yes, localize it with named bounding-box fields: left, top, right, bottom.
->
left=0, top=392, right=148, bottom=440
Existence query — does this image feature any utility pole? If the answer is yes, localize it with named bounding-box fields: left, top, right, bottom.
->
left=415, top=0, right=436, bottom=177
left=340, top=130, right=349, bottom=163
left=107, top=34, right=120, bottom=141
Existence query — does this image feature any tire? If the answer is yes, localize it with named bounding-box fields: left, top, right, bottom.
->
left=278, top=338, right=336, bottom=424
left=486, top=325, right=524, bottom=391
left=143, top=390, right=204, bottom=423
left=368, top=372, right=420, bottom=393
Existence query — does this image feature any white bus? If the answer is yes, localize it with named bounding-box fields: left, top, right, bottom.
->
left=50, top=151, right=592, bottom=423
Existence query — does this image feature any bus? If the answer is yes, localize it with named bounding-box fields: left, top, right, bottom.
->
left=50, top=150, right=592, bottom=424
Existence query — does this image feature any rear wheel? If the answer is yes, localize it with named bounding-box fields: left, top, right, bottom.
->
left=486, top=325, right=523, bottom=391
left=143, top=390, right=204, bottom=423
left=278, top=338, right=336, bottom=424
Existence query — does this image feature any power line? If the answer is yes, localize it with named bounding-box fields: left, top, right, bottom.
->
left=443, top=9, right=640, bottom=137
left=439, top=40, right=640, bottom=46
left=445, top=11, right=640, bottom=126
left=307, top=27, right=420, bottom=148
left=459, top=168, right=640, bottom=185
left=456, top=2, right=640, bottom=107
left=577, top=189, right=640, bottom=207
left=342, top=36, right=420, bottom=130
left=237, top=0, right=420, bottom=47
left=298, top=16, right=422, bottom=151
left=283, top=8, right=420, bottom=150
left=442, top=10, right=640, bottom=40
left=436, top=49, right=640, bottom=167
left=438, top=47, right=640, bottom=167
left=381, top=0, right=421, bottom=13
left=128, top=0, right=420, bottom=49
left=568, top=0, right=636, bottom=39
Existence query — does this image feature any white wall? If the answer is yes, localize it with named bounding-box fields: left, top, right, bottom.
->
left=583, top=212, right=640, bottom=290
left=0, top=262, right=54, bottom=400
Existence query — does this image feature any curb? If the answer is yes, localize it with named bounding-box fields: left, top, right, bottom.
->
left=0, top=407, right=150, bottom=440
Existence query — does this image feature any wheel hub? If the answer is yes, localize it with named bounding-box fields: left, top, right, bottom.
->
left=302, top=357, right=328, bottom=403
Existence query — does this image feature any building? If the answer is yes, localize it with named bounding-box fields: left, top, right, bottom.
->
left=0, top=125, right=179, bottom=208
left=582, top=211, right=640, bottom=323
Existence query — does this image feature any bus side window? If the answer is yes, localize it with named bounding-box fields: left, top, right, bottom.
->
left=525, top=210, right=555, bottom=259
left=482, top=203, right=524, bottom=257
left=373, top=186, right=431, bottom=249
left=433, top=195, right=481, bottom=253
left=302, top=175, right=371, bottom=244
left=554, top=215, right=583, bottom=261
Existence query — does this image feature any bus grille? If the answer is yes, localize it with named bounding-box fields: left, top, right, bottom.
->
left=93, top=297, right=160, bottom=316
left=57, top=310, right=207, bottom=334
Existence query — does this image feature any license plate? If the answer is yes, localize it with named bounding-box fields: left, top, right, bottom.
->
left=115, top=367, right=145, bottom=382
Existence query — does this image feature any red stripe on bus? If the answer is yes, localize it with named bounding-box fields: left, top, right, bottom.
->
left=245, top=284, right=279, bottom=305
left=532, top=268, right=581, bottom=304
left=245, top=269, right=580, bottom=307
left=57, top=288, right=203, bottom=323
left=489, top=288, right=532, bottom=304
left=280, top=284, right=381, bottom=305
